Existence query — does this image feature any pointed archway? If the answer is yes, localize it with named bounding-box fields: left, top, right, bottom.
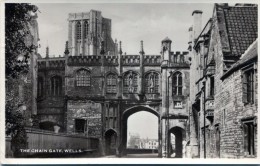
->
left=105, top=129, right=117, bottom=155
left=169, top=126, right=185, bottom=158
left=120, top=105, right=161, bottom=157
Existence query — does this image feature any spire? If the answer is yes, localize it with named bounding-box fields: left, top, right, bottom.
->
left=64, top=41, right=69, bottom=55
left=46, top=46, right=49, bottom=58
left=119, top=41, right=123, bottom=55
left=139, top=40, right=145, bottom=55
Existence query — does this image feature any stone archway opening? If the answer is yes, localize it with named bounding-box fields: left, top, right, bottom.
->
left=121, top=106, right=160, bottom=157
left=104, top=129, right=117, bottom=155
left=169, top=126, right=185, bottom=158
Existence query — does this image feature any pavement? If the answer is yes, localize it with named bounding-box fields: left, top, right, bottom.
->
left=102, top=153, right=159, bottom=158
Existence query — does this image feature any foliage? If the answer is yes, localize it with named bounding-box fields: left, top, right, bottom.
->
left=5, top=3, right=38, bottom=79
left=5, top=3, right=38, bottom=157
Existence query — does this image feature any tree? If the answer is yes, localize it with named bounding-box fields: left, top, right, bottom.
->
left=5, top=3, right=38, bottom=79
left=5, top=3, right=38, bottom=157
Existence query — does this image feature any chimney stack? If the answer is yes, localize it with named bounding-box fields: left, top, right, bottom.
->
left=192, top=10, right=203, bottom=41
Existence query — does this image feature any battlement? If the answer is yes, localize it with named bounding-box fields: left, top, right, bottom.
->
left=67, top=55, right=102, bottom=66
left=170, top=51, right=189, bottom=64
left=38, top=58, right=65, bottom=70
left=144, top=55, right=161, bottom=66
left=104, top=55, right=118, bottom=66
left=122, top=55, right=140, bottom=66
left=68, top=12, right=90, bottom=21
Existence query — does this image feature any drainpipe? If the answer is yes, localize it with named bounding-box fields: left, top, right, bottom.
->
left=203, top=81, right=206, bottom=158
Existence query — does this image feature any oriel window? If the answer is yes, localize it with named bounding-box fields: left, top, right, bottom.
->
left=123, top=71, right=138, bottom=93
left=76, top=69, right=91, bottom=87
left=145, top=72, right=159, bottom=93
left=107, top=74, right=117, bottom=93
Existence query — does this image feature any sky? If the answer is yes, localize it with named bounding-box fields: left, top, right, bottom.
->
left=128, top=111, right=158, bottom=139
left=34, top=3, right=214, bottom=57
left=33, top=3, right=214, bottom=139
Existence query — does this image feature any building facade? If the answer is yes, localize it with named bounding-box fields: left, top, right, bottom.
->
left=187, top=3, right=258, bottom=158
left=35, top=10, right=190, bottom=157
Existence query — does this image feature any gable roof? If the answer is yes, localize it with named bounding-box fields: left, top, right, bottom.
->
left=216, top=4, right=258, bottom=58
left=221, top=39, right=258, bottom=80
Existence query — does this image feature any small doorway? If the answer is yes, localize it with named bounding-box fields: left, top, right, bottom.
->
left=105, top=129, right=117, bottom=155
left=169, top=126, right=185, bottom=158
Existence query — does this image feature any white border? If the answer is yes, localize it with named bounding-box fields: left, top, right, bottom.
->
left=0, top=0, right=259, bottom=164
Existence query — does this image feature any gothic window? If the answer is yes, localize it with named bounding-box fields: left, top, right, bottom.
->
left=76, top=22, right=81, bottom=39
left=50, top=76, right=62, bottom=96
left=106, top=74, right=117, bottom=94
left=172, top=72, right=182, bottom=96
left=210, top=76, right=215, bottom=97
left=76, top=69, right=91, bottom=87
left=242, top=68, right=255, bottom=104
left=145, top=72, right=159, bottom=93
left=84, top=21, right=89, bottom=39
left=123, top=71, right=138, bottom=93
left=241, top=117, right=256, bottom=156
left=38, top=76, right=44, bottom=97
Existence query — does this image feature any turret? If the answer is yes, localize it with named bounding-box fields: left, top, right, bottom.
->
left=46, top=46, right=49, bottom=58
left=161, top=37, right=172, bottom=61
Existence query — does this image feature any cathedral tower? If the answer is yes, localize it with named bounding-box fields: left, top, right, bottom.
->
left=68, top=10, right=116, bottom=56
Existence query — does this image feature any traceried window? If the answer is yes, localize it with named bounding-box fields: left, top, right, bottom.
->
left=76, top=69, right=91, bottom=87
left=145, top=72, right=159, bottom=93
left=50, top=76, right=62, bottom=96
left=242, top=117, right=256, bottom=156
left=172, top=72, right=182, bottom=96
left=38, top=76, right=44, bottom=97
left=123, top=71, right=138, bottom=93
left=242, top=68, right=255, bottom=104
left=84, top=21, right=89, bottom=39
left=76, top=22, right=81, bottom=39
left=106, top=74, right=117, bottom=94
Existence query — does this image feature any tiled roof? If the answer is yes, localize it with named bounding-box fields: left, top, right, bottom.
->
left=221, top=5, right=258, bottom=57
left=221, top=39, right=257, bottom=80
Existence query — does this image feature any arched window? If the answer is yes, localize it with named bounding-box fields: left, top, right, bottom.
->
left=38, top=76, right=44, bottom=97
left=76, top=22, right=81, bottom=39
left=76, top=69, right=91, bottom=87
left=84, top=21, right=89, bottom=39
left=172, top=72, right=182, bottom=96
left=123, top=71, right=138, bottom=93
left=50, top=76, right=62, bottom=96
left=145, top=72, right=159, bottom=93
left=107, top=74, right=117, bottom=93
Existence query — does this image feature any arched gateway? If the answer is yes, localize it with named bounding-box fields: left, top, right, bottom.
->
left=120, top=106, right=161, bottom=156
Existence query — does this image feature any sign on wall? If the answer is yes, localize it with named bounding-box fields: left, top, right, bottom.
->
left=67, top=100, right=102, bottom=138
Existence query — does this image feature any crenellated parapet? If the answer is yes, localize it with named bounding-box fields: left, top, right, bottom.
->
left=170, top=51, right=189, bottom=63
left=67, top=55, right=102, bottom=66
left=144, top=55, right=161, bottom=66
left=122, top=55, right=140, bottom=66
left=104, top=55, right=118, bottom=66
left=38, top=58, right=65, bottom=70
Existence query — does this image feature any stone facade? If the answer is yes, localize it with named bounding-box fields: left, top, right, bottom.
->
left=188, top=3, right=258, bottom=158
left=35, top=10, right=190, bottom=157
